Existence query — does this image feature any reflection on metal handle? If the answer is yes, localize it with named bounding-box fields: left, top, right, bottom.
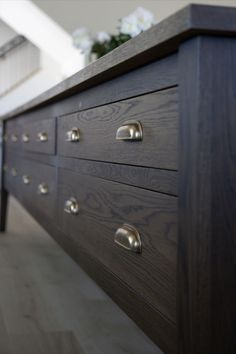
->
left=38, top=132, right=48, bottom=142
left=114, top=224, right=142, bottom=253
left=11, top=134, right=18, bottom=142
left=116, top=120, right=143, bottom=141
left=38, top=183, right=49, bottom=195
left=64, top=197, right=79, bottom=215
left=66, top=127, right=80, bottom=142
left=11, top=167, right=17, bottom=176
left=22, top=133, right=30, bottom=143
left=22, top=175, right=31, bottom=185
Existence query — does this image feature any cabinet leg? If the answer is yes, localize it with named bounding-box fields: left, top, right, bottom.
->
left=0, top=189, right=8, bottom=232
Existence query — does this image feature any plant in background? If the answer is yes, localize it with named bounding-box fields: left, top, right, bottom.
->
left=72, top=7, right=155, bottom=59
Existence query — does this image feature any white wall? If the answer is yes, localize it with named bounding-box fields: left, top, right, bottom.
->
left=0, top=0, right=84, bottom=116
left=0, top=20, right=16, bottom=46
left=0, top=51, right=61, bottom=116
left=32, top=0, right=236, bottom=34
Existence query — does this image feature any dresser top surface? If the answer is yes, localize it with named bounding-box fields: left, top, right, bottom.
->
left=2, top=3, right=236, bottom=121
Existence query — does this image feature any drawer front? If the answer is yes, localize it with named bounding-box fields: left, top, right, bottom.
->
left=58, top=88, right=178, bottom=170
left=20, top=118, right=56, bottom=154
left=4, top=157, right=21, bottom=196
left=57, top=168, right=177, bottom=323
left=5, top=119, right=22, bottom=149
left=4, top=157, right=56, bottom=218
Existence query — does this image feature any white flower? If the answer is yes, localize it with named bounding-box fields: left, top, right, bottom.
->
left=119, top=7, right=155, bottom=38
left=95, top=31, right=111, bottom=43
left=134, top=7, right=155, bottom=32
left=72, top=27, right=94, bottom=54
left=119, top=13, right=140, bottom=38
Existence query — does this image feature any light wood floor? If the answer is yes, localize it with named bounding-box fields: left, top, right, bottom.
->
left=0, top=197, right=162, bottom=354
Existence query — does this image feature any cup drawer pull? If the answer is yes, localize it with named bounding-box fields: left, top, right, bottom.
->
left=22, top=133, right=30, bottom=143
left=116, top=120, right=143, bottom=141
left=64, top=197, right=79, bottom=215
left=11, top=134, right=18, bottom=142
left=11, top=168, right=17, bottom=177
left=66, top=128, right=80, bottom=142
left=38, top=183, right=49, bottom=195
left=22, top=175, right=31, bottom=185
left=114, top=224, right=142, bottom=253
left=37, top=132, right=48, bottom=142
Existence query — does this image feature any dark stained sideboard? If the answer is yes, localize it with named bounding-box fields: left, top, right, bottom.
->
left=1, top=4, right=236, bottom=354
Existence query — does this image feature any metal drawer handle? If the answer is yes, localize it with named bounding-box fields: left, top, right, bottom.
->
left=22, top=133, right=30, bottom=143
left=11, top=168, right=17, bottom=177
left=114, top=224, right=142, bottom=253
left=66, top=127, right=80, bottom=142
left=116, top=120, right=143, bottom=141
left=38, top=183, right=49, bottom=195
left=64, top=197, right=79, bottom=215
left=38, top=132, right=48, bottom=142
left=22, top=175, right=31, bottom=185
left=11, top=134, right=18, bottom=142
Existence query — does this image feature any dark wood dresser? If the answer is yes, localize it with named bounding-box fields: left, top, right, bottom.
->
left=1, top=5, right=236, bottom=354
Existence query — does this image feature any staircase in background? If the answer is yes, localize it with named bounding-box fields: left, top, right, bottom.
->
left=0, top=33, right=40, bottom=97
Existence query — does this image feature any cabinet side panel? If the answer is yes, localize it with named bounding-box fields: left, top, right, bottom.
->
left=178, top=36, right=236, bottom=354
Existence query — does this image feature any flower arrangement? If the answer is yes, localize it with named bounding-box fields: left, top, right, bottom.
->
left=72, top=7, right=156, bottom=59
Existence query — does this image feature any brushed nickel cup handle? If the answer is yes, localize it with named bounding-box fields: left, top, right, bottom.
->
left=64, top=197, right=79, bottom=215
left=11, top=168, right=17, bottom=176
left=38, top=183, right=49, bottom=195
left=114, top=224, right=142, bottom=253
left=11, top=134, right=18, bottom=142
left=116, top=120, right=143, bottom=141
left=66, top=128, right=80, bottom=142
left=22, top=133, right=30, bottom=143
left=22, top=175, right=31, bottom=185
left=37, top=132, right=48, bottom=142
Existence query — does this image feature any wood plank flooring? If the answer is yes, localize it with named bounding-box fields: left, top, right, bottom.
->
left=0, top=197, right=162, bottom=354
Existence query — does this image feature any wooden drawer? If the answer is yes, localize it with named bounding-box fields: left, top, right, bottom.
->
left=5, top=119, right=22, bottom=149
left=4, top=157, right=21, bottom=196
left=20, top=118, right=56, bottom=155
left=4, top=157, right=56, bottom=218
left=58, top=87, right=178, bottom=170
left=57, top=168, right=177, bottom=324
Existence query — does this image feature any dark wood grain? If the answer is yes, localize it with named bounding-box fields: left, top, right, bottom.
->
left=58, top=87, right=178, bottom=170
left=178, top=36, right=236, bottom=354
left=58, top=168, right=177, bottom=324
left=51, top=53, right=177, bottom=118
left=4, top=149, right=178, bottom=196
left=2, top=4, right=236, bottom=121
left=0, top=120, right=8, bottom=232
left=20, top=118, right=56, bottom=155
left=1, top=196, right=162, bottom=354
left=2, top=6, right=236, bottom=354
left=10, top=197, right=176, bottom=354
left=5, top=150, right=57, bottom=167
left=4, top=53, right=177, bottom=130
left=19, top=160, right=56, bottom=219
left=4, top=118, right=22, bottom=151
left=5, top=117, right=56, bottom=155
left=4, top=157, right=56, bottom=220
left=58, top=157, right=178, bottom=196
